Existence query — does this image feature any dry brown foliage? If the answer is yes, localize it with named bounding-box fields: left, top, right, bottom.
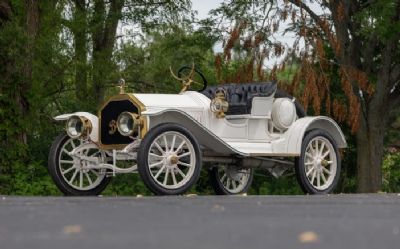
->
left=214, top=1, right=377, bottom=134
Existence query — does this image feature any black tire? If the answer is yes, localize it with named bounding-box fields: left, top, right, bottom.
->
left=48, top=132, right=111, bottom=196
left=137, top=123, right=202, bottom=195
left=209, top=166, right=254, bottom=195
left=295, top=129, right=341, bottom=194
left=275, top=89, right=306, bottom=118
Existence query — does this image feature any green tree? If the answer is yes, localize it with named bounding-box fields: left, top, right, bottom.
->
left=115, top=24, right=217, bottom=93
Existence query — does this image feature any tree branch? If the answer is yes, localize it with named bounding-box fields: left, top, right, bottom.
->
left=286, top=0, right=324, bottom=26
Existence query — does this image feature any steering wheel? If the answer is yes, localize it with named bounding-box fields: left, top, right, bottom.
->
left=170, top=64, right=208, bottom=93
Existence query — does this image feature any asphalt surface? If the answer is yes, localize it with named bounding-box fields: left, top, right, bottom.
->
left=0, top=194, right=400, bottom=249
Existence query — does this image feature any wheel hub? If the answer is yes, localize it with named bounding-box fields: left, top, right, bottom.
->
left=164, top=152, right=179, bottom=169
left=315, top=157, right=322, bottom=172
left=169, top=155, right=178, bottom=165
left=226, top=167, right=244, bottom=181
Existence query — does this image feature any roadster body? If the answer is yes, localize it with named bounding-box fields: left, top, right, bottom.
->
left=48, top=68, right=346, bottom=196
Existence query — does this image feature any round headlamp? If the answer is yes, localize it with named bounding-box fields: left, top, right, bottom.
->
left=210, top=89, right=229, bottom=118
left=65, top=115, right=92, bottom=139
left=117, top=112, right=141, bottom=136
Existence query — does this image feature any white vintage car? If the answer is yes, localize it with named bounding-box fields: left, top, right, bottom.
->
left=48, top=65, right=347, bottom=196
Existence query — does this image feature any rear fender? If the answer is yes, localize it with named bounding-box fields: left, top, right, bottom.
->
left=272, top=116, right=347, bottom=155
left=54, top=112, right=99, bottom=142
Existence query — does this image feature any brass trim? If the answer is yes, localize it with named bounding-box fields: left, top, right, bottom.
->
left=210, top=89, right=229, bottom=119
left=65, top=115, right=92, bottom=139
left=98, top=93, right=148, bottom=150
left=116, top=112, right=142, bottom=136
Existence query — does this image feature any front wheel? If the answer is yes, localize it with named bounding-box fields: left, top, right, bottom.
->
left=209, top=166, right=253, bottom=195
left=137, top=123, right=202, bottom=195
left=295, top=129, right=341, bottom=194
left=48, top=133, right=111, bottom=196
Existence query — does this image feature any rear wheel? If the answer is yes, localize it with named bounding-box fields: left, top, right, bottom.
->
left=137, top=123, right=202, bottom=195
left=48, top=133, right=111, bottom=196
left=209, top=165, right=253, bottom=195
left=295, top=129, right=341, bottom=194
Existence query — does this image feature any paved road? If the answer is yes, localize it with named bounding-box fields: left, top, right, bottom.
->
left=0, top=194, right=400, bottom=249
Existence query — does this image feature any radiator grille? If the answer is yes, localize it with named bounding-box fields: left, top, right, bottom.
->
left=100, top=99, right=138, bottom=148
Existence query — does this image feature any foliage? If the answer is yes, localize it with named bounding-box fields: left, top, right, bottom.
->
left=382, top=152, right=400, bottom=192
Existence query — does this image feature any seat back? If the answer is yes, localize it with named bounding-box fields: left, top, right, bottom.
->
left=200, top=82, right=277, bottom=115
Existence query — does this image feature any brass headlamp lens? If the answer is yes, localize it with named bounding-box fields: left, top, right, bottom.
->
left=117, top=112, right=141, bottom=136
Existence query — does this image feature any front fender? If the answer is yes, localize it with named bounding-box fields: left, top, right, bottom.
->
left=145, top=109, right=245, bottom=156
left=272, top=116, right=347, bottom=155
left=54, top=112, right=99, bottom=142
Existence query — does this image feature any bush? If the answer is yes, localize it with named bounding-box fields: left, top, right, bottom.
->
left=382, top=151, right=400, bottom=192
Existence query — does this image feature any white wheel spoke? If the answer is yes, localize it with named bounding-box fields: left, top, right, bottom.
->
left=321, top=150, right=330, bottom=159
left=310, top=170, right=317, bottom=184
left=176, top=167, right=186, bottom=178
left=305, top=162, right=314, bottom=166
left=305, top=152, right=313, bottom=159
left=60, top=160, right=74, bottom=164
left=170, top=135, right=176, bottom=151
left=149, top=160, right=164, bottom=168
left=308, top=143, right=316, bottom=154
left=317, top=171, right=321, bottom=187
left=226, top=179, right=230, bottom=189
left=63, top=148, right=70, bottom=155
left=319, top=141, right=326, bottom=155
left=220, top=173, right=227, bottom=183
left=178, top=152, right=191, bottom=158
left=306, top=167, right=314, bottom=176
left=232, top=180, right=237, bottom=189
left=163, top=135, right=169, bottom=152
left=79, top=171, right=83, bottom=188
left=154, top=165, right=166, bottom=179
left=178, top=161, right=192, bottom=167
left=171, top=170, right=177, bottom=185
left=85, top=173, right=93, bottom=185
left=154, top=142, right=165, bottom=155
left=90, top=169, right=100, bottom=177
left=321, top=171, right=327, bottom=183
left=314, top=140, right=319, bottom=153
left=69, top=169, right=79, bottom=184
left=322, top=167, right=331, bottom=174
left=163, top=168, right=169, bottom=185
left=62, top=166, right=75, bottom=175
left=175, top=141, right=186, bottom=153
left=149, top=153, right=164, bottom=159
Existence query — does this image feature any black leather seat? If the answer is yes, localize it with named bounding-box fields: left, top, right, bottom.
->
left=200, top=82, right=277, bottom=115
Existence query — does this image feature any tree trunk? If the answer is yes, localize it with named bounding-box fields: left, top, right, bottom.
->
left=91, top=0, right=124, bottom=106
left=15, top=0, right=40, bottom=144
left=356, top=97, right=387, bottom=192
left=73, top=0, right=88, bottom=101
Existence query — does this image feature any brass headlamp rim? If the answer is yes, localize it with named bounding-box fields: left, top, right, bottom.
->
left=117, top=111, right=143, bottom=136
left=65, top=115, right=92, bottom=139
